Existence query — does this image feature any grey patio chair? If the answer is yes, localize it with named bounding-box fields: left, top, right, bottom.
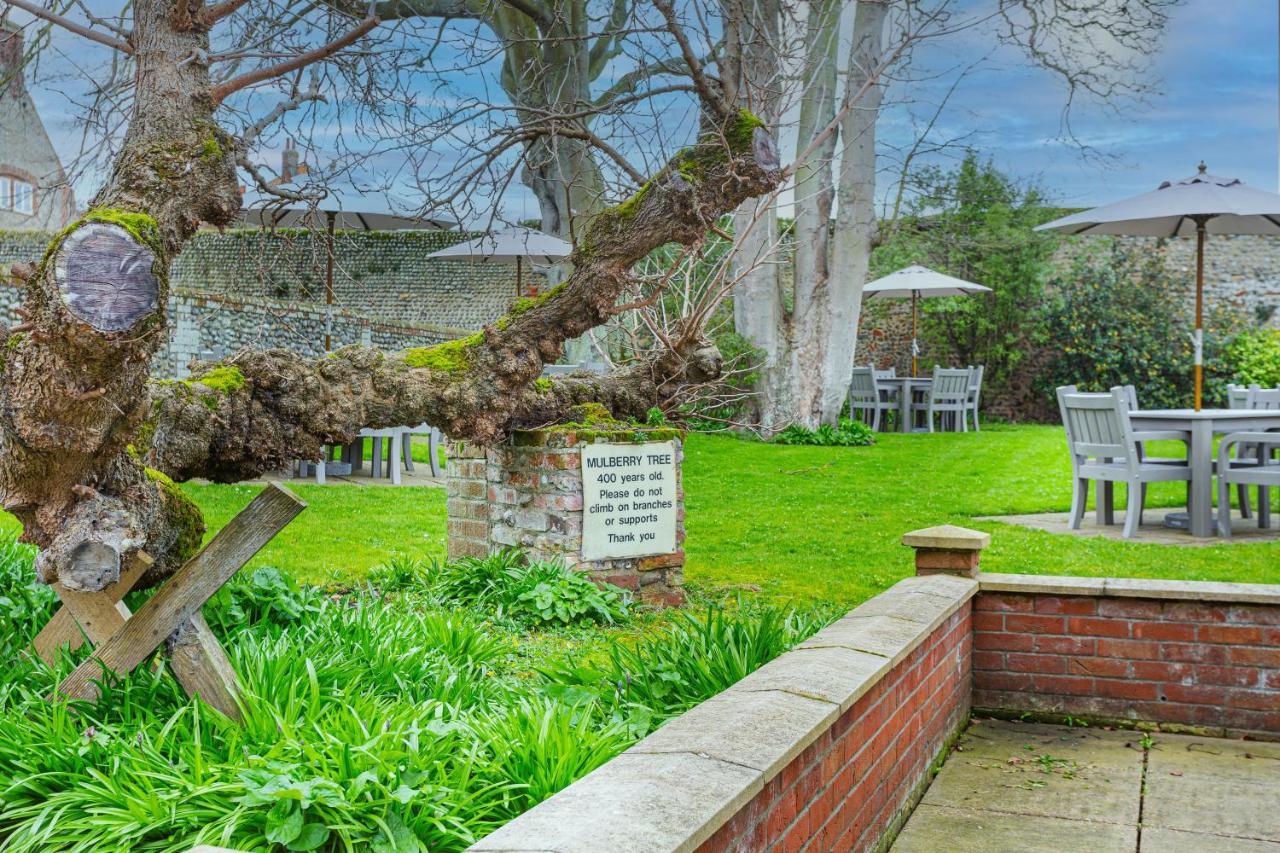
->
left=873, top=366, right=899, bottom=407
left=1218, top=431, right=1280, bottom=537
left=849, top=366, right=895, bottom=431
left=965, top=365, right=984, bottom=432
left=913, top=366, right=970, bottom=432
left=1057, top=386, right=1191, bottom=539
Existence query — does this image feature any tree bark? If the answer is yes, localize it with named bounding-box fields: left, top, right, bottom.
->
left=1, top=0, right=240, bottom=591
left=822, top=0, right=887, bottom=421
left=786, top=0, right=843, bottom=427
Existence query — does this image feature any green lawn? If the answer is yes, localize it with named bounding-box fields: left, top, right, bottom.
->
left=683, top=425, right=1279, bottom=605
left=5, top=425, right=1273, bottom=603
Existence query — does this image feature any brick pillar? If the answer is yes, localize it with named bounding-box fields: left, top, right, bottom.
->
left=445, top=441, right=491, bottom=559
left=445, top=428, right=685, bottom=606
left=902, top=525, right=990, bottom=579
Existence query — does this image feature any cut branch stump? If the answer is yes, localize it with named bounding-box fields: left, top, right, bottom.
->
left=44, top=483, right=305, bottom=721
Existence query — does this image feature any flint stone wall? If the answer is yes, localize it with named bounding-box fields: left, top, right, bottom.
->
left=446, top=430, right=685, bottom=606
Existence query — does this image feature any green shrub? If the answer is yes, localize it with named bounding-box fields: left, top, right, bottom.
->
left=1222, top=328, right=1280, bottom=388
left=772, top=419, right=876, bottom=447
left=427, top=550, right=630, bottom=628
left=1037, top=241, right=1242, bottom=409
left=204, top=565, right=325, bottom=636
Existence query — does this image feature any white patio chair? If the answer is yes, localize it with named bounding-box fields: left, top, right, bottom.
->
left=965, top=365, right=984, bottom=432
left=873, top=366, right=899, bottom=407
left=1057, top=386, right=1191, bottom=539
left=1218, top=431, right=1280, bottom=537
left=849, top=366, right=895, bottom=431
left=913, top=366, right=970, bottom=432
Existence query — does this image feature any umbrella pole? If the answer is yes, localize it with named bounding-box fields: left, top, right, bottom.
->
left=324, top=210, right=335, bottom=353
left=910, top=291, right=918, bottom=378
left=1194, top=221, right=1205, bottom=410
left=516, top=256, right=522, bottom=298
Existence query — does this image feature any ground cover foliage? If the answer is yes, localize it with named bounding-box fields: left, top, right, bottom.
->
left=0, top=540, right=829, bottom=851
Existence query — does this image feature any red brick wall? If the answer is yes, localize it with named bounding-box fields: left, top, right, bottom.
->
left=698, top=607, right=973, bottom=852
left=972, top=591, right=1280, bottom=737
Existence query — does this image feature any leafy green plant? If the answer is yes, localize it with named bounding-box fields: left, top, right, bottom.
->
left=1222, top=328, right=1280, bottom=388
left=204, top=564, right=324, bottom=636
left=426, top=551, right=629, bottom=628
left=773, top=419, right=876, bottom=447
left=542, top=604, right=830, bottom=718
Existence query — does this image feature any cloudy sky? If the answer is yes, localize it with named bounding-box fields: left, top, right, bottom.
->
left=19, top=0, right=1280, bottom=222
left=893, top=0, right=1279, bottom=206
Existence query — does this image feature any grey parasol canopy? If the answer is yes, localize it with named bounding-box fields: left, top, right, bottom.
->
left=426, top=226, right=574, bottom=297
left=863, top=265, right=991, bottom=375
left=1037, top=163, right=1280, bottom=408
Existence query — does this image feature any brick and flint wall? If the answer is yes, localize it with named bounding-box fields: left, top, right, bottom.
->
left=0, top=228, right=534, bottom=377
left=446, top=429, right=685, bottom=605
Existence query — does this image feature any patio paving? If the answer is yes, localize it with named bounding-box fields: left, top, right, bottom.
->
left=980, top=506, right=1280, bottom=546
left=892, top=719, right=1280, bottom=852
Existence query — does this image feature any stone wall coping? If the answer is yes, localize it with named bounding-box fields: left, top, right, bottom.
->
left=978, top=573, right=1280, bottom=605
left=469, top=574, right=976, bottom=853
left=902, top=524, right=990, bottom=551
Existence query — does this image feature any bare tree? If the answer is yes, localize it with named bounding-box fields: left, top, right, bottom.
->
left=0, top=0, right=780, bottom=601
left=732, top=0, right=1177, bottom=431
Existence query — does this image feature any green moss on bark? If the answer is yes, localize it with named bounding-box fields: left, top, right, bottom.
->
left=403, top=333, right=483, bottom=372
left=146, top=466, right=205, bottom=564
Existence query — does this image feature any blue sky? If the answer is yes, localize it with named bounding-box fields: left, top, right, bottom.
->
left=21, top=0, right=1280, bottom=221
left=889, top=0, right=1279, bottom=207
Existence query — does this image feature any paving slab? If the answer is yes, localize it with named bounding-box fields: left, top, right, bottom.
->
left=979, top=506, right=1280, bottom=546
left=1144, top=733, right=1280, bottom=843
left=893, top=720, right=1280, bottom=853
left=1142, top=827, right=1280, bottom=852
left=892, top=803, right=1135, bottom=853
left=918, top=720, right=1143, bottom=825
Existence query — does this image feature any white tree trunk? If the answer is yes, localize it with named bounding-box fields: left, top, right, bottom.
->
left=823, top=0, right=888, bottom=422
left=787, top=0, right=843, bottom=428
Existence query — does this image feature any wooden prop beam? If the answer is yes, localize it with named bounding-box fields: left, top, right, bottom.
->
left=52, top=483, right=306, bottom=715
left=31, top=552, right=152, bottom=664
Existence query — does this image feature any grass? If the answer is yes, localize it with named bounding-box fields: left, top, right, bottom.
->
left=184, top=483, right=447, bottom=585
left=683, top=425, right=1280, bottom=605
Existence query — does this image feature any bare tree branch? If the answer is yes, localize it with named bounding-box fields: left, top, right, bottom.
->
left=1, top=0, right=134, bottom=53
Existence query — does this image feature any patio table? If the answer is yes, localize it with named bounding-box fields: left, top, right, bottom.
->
left=1128, top=408, right=1280, bottom=537
left=876, top=377, right=932, bottom=433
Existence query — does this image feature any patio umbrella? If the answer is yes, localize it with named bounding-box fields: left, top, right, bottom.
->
left=863, top=265, right=992, bottom=376
left=1036, top=163, right=1280, bottom=409
left=238, top=206, right=455, bottom=350
left=426, top=226, right=573, bottom=297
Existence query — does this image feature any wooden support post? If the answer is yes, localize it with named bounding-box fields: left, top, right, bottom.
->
left=31, top=552, right=151, bottom=664
left=53, top=483, right=305, bottom=712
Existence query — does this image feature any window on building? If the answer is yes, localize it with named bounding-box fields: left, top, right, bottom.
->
left=0, top=176, right=34, bottom=215
left=13, top=180, right=32, bottom=215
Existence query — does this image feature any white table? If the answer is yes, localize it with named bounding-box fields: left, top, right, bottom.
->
left=876, top=377, right=932, bottom=433
left=1128, top=409, right=1280, bottom=538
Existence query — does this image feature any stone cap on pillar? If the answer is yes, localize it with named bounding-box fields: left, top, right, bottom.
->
left=902, top=525, right=990, bottom=579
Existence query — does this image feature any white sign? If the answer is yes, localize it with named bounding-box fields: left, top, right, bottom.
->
left=581, top=441, right=678, bottom=560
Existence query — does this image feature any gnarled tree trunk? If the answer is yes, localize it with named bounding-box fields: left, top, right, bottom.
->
left=0, top=0, right=781, bottom=595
